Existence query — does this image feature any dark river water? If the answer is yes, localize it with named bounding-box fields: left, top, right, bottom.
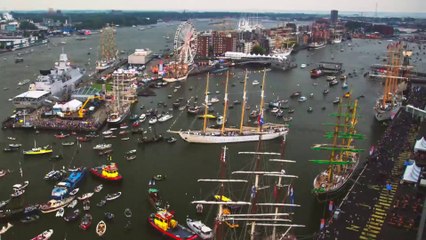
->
left=0, top=20, right=399, bottom=239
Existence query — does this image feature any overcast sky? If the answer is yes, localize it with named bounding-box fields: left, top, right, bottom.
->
left=1, top=0, right=425, bottom=13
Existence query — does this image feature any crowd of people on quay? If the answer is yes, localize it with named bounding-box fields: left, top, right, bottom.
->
left=317, top=86, right=426, bottom=240
left=2, top=106, right=105, bottom=132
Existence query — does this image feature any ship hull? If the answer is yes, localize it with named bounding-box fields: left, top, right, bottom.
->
left=162, top=74, right=189, bottom=83
left=178, top=130, right=288, bottom=144
left=312, top=158, right=361, bottom=201
left=107, top=107, right=130, bottom=124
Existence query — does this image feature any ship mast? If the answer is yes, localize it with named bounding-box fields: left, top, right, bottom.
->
left=202, top=73, right=210, bottom=133
left=258, top=69, right=267, bottom=132
left=327, top=99, right=342, bottom=182
left=239, top=70, right=248, bottom=134
left=221, top=71, right=229, bottom=135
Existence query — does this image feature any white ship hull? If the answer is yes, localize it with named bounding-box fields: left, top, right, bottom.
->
left=163, top=73, right=189, bottom=83
left=178, top=130, right=288, bottom=144
left=308, top=42, right=326, bottom=49
left=107, top=106, right=130, bottom=124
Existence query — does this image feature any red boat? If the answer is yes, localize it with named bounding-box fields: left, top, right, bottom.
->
left=80, top=213, right=93, bottom=230
left=90, top=163, right=123, bottom=182
left=54, top=133, right=70, bottom=139
left=76, top=136, right=90, bottom=142
left=310, top=69, right=322, bottom=78
left=148, top=210, right=198, bottom=240
left=132, top=121, right=140, bottom=128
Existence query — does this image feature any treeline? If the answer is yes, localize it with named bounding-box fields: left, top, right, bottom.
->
left=11, top=11, right=321, bottom=30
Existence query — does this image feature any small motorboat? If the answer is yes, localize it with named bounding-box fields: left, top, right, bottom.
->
left=30, top=229, right=53, bottom=240
left=55, top=207, right=65, bottom=217
left=20, top=214, right=40, bottom=223
left=290, top=91, right=301, bottom=98
left=252, top=80, right=260, bottom=85
left=50, top=154, right=63, bottom=161
left=90, top=163, right=123, bottom=182
left=0, top=199, right=10, bottom=208
left=126, top=149, right=137, bottom=155
left=97, top=200, right=107, bottom=207
left=186, top=218, right=214, bottom=239
left=307, top=107, right=313, bottom=113
left=83, top=200, right=90, bottom=211
left=300, top=63, right=307, bottom=69
left=61, top=141, right=75, bottom=146
left=104, top=212, right=115, bottom=221
left=167, top=137, right=177, bottom=144
left=298, top=96, right=307, bottom=102
left=0, top=223, right=13, bottom=234
left=124, top=208, right=132, bottom=218
left=333, top=97, right=341, bottom=104
left=126, top=155, right=137, bottom=161
left=152, top=174, right=166, bottom=181
left=64, top=209, right=81, bottom=222
left=0, top=169, right=8, bottom=178
left=288, top=108, right=295, bottom=114
left=94, top=184, right=103, bottom=193
left=148, top=117, right=158, bottom=124
left=329, top=79, right=339, bottom=86
left=69, top=188, right=79, bottom=196
left=323, top=89, right=330, bottom=95
left=11, top=189, right=25, bottom=198
left=67, top=200, right=78, bottom=208
left=105, top=192, right=121, bottom=201
left=79, top=213, right=93, bottom=230
left=96, top=220, right=107, bottom=237
left=13, top=180, right=29, bottom=190
left=55, top=133, right=70, bottom=139
left=77, top=192, right=94, bottom=201
left=8, top=143, right=22, bottom=148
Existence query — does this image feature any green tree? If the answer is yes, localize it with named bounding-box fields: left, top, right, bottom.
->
left=19, top=21, right=38, bottom=30
left=251, top=45, right=266, bottom=55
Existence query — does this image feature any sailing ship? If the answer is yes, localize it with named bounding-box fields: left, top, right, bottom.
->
left=106, top=71, right=132, bottom=124
left=373, top=42, right=410, bottom=121
left=191, top=143, right=305, bottom=240
left=23, top=140, right=53, bottom=155
left=96, top=25, right=118, bottom=72
left=162, top=61, right=192, bottom=82
left=170, top=71, right=288, bottom=143
left=311, top=97, right=364, bottom=200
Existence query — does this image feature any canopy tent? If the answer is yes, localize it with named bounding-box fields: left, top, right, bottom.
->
left=402, top=161, right=422, bottom=183
left=414, top=137, right=426, bottom=152
left=61, top=99, right=82, bottom=112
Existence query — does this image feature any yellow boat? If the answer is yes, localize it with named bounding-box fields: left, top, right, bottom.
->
left=214, top=195, right=231, bottom=202
left=23, top=147, right=53, bottom=155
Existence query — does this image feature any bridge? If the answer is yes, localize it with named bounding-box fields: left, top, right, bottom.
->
left=405, top=104, right=426, bottom=122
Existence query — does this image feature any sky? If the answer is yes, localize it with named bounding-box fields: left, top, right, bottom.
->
left=1, top=0, right=425, bottom=14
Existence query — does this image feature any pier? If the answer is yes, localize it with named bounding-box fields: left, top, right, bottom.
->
left=317, top=86, right=426, bottom=240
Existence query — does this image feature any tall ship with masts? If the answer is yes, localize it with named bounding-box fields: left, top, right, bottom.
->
left=311, top=96, right=364, bottom=200
left=191, top=139, right=304, bottom=239
left=106, top=69, right=137, bottom=124
left=170, top=70, right=288, bottom=143
left=96, top=25, right=118, bottom=72
left=163, top=21, right=198, bottom=82
left=373, top=42, right=411, bottom=121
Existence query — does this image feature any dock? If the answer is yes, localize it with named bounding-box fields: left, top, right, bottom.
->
left=317, top=86, right=426, bottom=240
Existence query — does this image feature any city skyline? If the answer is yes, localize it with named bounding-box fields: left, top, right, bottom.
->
left=1, top=0, right=425, bottom=14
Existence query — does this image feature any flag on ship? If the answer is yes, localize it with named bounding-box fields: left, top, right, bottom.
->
left=257, top=113, right=264, bottom=126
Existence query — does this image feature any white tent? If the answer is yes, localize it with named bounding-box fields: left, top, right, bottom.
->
left=414, top=137, right=426, bottom=152
left=402, top=162, right=421, bottom=183
left=61, top=99, right=82, bottom=112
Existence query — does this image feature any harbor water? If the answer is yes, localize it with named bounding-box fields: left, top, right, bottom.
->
left=0, top=21, right=401, bottom=239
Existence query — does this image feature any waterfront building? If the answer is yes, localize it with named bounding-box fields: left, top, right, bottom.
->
left=128, top=49, right=153, bottom=65
left=12, top=90, right=50, bottom=109
left=212, top=31, right=238, bottom=56
left=196, top=32, right=211, bottom=58
left=331, top=10, right=339, bottom=25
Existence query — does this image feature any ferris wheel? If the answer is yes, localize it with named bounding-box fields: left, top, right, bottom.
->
left=173, top=21, right=198, bottom=65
